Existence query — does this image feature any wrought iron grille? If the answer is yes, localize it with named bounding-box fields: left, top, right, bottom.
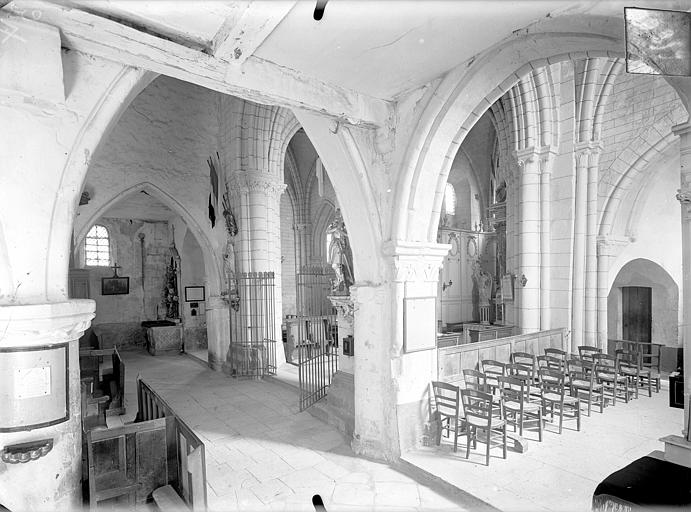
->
left=296, top=265, right=338, bottom=411
left=228, top=271, right=277, bottom=378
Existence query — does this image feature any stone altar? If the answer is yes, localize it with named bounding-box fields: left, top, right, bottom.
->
left=147, top=324, right=183, bottom=355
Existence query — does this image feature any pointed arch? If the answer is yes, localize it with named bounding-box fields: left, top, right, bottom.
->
left=75, top=182, right=222, bottom=295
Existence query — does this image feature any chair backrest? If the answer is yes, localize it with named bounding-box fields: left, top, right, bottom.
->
left=593, top=352, right=616, bottom=368
left=616, top=349, right=640, bottom=372
left=431, top=381, right=460, bottom=420
left=511, top=352, right=536, bottom=367
left=481, top=359, right=506, bottom=378
left=461, top=389, right=495, bottom=427
left=538, top=354, right=565, bottom=372
left=497, top=375, right=530, bottom=403
left=544, top=347, right=567, bottom=360
left=567, top=358, right=593, bottom=385
left=641, top=343, right=661, bottom=372
left=578, top=345, right=602, bottom=361
left=506, top=362, right=534, bottom=381
left=462, top=369, right=487, bottom=392
left=539, top=367, right=566, bottom=396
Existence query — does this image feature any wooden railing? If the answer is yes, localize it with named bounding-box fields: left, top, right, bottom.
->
left=137, top=378, right=208, bottom=511
left=437, top=328, right=567, bottom=384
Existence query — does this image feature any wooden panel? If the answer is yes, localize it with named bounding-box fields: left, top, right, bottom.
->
left=135, top=424, right=168, bottom=501
left=622, top=286, right=652, bottom=343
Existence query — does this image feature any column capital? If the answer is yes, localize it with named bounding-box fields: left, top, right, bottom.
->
left=574, top=141, right=603, bottom=168
left=514, top=147, right=539, bottom=172
left=596, top=235, right=629, bottom=255
left=227, top=170, right=286, bottom=199
left=0, top=300, right=95, bottom=348
left=382, top=240, right=450, bottom=283
left=537, top=145, right=557, bottom=175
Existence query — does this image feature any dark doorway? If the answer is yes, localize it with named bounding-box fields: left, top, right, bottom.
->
left=622, top=286, right=652, bottom=343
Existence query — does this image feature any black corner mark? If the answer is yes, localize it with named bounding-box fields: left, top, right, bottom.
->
left=314, top=0, right=328, bottom=21
left=312, top=494, right=326, bottom=511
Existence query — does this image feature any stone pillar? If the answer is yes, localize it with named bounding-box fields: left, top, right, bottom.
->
left=504, top=171, right=518, bottom=326
left=571, top=145, right=591, bottom=351
left=350, top=242, right=449, bottom=460
left=539, top=151, right=553, bottom=330
left=0, top=302, right=95, bottom=511
left=516, top=149, right=541, bottom=333
left=596, top=237, right=627, bottom=351
left=673, top=121, right=691, bottom=435
left=584, top=145, right=602, bottom=346
left=205, top=295, right=229, bottom=371
left=226, top=171, right=287, bottom=364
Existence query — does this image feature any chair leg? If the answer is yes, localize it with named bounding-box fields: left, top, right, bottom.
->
left=612, top=381, right=617, bottom=406
left=502, top=424, right=507, bottom=459
left=537, top=407, right=543, bottom=442
left=600, top=390, right=604, bottom=413
left=576, top=400, right=581, bottom=431
left=453, top=418, right=458, bottom=453
left=485, top=427, right=491, bottom=466
left=465, top=426, right=471, bottom=460
left=558, top=404, right=563, bottom=434
left=587, top=391, right=592, bottom=416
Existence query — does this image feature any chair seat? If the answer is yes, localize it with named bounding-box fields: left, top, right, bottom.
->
left=572, top=379, right=602, bottom=390
left=598, top=374, right=627, bottom=383
left=504, top=400, right=541, bottom=413
left=465, top=416, right=506, bottom=428
left=543, top=392, right=578, bottom=405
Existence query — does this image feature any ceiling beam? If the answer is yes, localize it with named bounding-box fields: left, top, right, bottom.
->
left=209, top=1, right=295, bottom=65
left=2, top=1, right=390, bottom=127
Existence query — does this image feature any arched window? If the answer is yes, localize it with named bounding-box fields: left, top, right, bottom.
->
left=85, top=224, right=111, bottom=266
left=444, top=182, right=456, bottom=216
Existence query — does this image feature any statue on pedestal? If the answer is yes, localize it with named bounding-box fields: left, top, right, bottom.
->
left=222, top=190, right=240, bottom=311
left=327, top=209, right=354, bottom=294
left=472, top=260, right=493, bottom=307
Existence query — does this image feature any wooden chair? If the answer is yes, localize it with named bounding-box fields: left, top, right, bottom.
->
left=539, top=367, right=581, bottom=434
left=640, top=344, right=661, bottom=395
left=460, top=389, right=507, bottom=465
left=545, top=347, right=567, bottom=359
left=462, top=369, right=487, bottom=393
left=510, top=352, right=538, bottom=383
left=615, top=350, right=641, bottom=400
left=430, top=381, right=462, bottom=450
left=481, top=360, right=506, bottom=395
left=567, top=358, right=604, bottom=416
left=497, top=375, right=543, bottom=441
left=578, top=345, right=602, bottom=362
left=538, top=354, right=566, bottom=373
left=593, top=353, right=629, bottom=406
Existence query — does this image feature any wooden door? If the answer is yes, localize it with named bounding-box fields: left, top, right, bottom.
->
left=622, top=286, right=652, bottom=343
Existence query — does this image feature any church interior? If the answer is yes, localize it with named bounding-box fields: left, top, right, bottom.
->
left=2, top=1, right=691, bottom=511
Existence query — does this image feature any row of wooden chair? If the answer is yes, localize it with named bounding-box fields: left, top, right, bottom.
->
left=431, top=344, right=661, bottom=466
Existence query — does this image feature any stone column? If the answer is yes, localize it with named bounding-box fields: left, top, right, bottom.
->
left=584, top=144, right=602, bottom=346
left=516, top=149, right=541, bottom=333
left=571, top=145, right=591, bottom=351
left=539, top=150, right=553, bottom=330
left=205, top=295, right=229, bottom=371
left=350, top=242, right=449, bottom=460
left=596, top=237, right=627, bottom=351
left=673, top=121, right=691, bottom=435
left=226, top=171, right=287, bottom=364
left=0, top=302, right=95, bottom=511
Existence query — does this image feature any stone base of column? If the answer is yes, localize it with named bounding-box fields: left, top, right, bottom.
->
left=310, top=371, right=354, bottom=440
left=660, top=435, right=691, bottom=468
left=0, top=300, right=95, bottom=512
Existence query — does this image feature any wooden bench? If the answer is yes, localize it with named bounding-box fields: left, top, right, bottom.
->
left=84, top=378, right=207, bottom=511
left=79, top=347, right=126, bottom=416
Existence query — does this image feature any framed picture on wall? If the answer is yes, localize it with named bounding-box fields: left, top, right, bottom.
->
left=403, top=296, right=437, bottom=353
left=101, top=276, right=129, bottom=295
left=185, top=286, right=205, bottom=302
left=501, top=274, right=514, bottom=302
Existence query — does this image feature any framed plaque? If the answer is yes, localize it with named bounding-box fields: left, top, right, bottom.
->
left=403, top=297, right=437, bottom=353
left=0, top=343, right=69, bottom=432
left=501, top=274, right=514, bottom=302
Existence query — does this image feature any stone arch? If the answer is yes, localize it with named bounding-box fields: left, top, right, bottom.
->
left=393, top=15, right=633, bottom=244
left=46, top=68, right=157, bottom=296
left=599, top=132, right=678, bottom=238
left=74, top=182, right=222, bottom=296
left=312, top=200, right=337, bottom=263
left=607, top=258, right=679, bottom=346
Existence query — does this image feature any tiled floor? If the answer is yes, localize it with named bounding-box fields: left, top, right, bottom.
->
left=402, top=382, right=682, bottom=512
left=119, top=348, right=484, bottom=511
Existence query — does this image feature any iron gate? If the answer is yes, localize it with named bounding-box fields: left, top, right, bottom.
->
left=228, top=271, right=277, bottom=378
left=296, top=265, right=338, bottom=410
